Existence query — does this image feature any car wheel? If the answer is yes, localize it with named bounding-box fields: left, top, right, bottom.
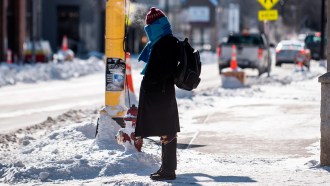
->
left=275, top=62, right=281, bottom=67
left=257, top=67, right=264, bottom=77
left=219, top=67, right=223, bottom=74
left=266, top=65, right=271, bottom=77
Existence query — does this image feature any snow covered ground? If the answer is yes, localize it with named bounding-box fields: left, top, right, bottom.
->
left=0, top=54, right=330, bottom=185
left=0, top=57, right=104, bottom=88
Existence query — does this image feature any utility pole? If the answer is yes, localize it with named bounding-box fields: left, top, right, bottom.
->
left=320, top=0, right=326, bottom=63
left=328, top=0, right=330, bottom=72
left=319, top=0, right=330, bottom=167
left=0, top=0, right=7, bottom=62
left=164, top=0, right=169, bottom=15
left=16, top=0, right=26, bottom=64
left=31, top=0, right=36, bottom=64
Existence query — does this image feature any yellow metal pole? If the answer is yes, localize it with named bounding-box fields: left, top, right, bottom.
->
left=103, top=0, right=127, bottom=118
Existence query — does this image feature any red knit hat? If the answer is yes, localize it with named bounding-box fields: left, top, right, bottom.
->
left=145, top=7, right=166, bottom=25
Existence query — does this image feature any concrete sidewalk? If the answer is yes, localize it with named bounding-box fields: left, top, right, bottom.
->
left=174, top=84, right=329, bottom=185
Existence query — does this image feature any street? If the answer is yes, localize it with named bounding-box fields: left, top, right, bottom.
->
left=0, top=73, right=104, bottom=133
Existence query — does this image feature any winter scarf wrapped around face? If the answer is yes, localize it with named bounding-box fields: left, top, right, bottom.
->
left=138, top=17, right=173, bottom=75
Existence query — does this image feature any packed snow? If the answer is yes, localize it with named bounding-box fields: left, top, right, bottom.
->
left=0, top=57, right=104, bottom=88
left=0, top=53, right=330, bottom=185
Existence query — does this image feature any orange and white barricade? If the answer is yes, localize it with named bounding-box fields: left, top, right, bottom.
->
left=125, top=52, right=138, bottom=107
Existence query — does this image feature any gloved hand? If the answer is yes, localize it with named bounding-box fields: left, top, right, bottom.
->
left=131, top=132, right=143, bottom=152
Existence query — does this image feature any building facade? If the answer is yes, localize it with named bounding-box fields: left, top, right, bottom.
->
left=0, top=0, right=105, bottom=63
left=0, top=0, right=27, bottom=63
left=41, top=0, right=104, bottom=56
left=0, top=0, right=222, bottom=62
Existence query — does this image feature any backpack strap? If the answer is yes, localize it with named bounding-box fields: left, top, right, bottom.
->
left=178, top=38, right=188, bottom=84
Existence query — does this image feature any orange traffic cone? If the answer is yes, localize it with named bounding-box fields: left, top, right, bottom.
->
left=230, top=45, right=238, bottom=70
left=297, top=61, right=304, bottom=71
left=221, top=44, right=245, bottom=86
left=6, top=49, right=12, bottom=64
left=61, top=35, right=68, bottom=51
left=295, top=53, right=305, bottom=71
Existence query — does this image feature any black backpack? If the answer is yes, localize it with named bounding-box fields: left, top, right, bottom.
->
left=174, top=38, right=202, bottom=91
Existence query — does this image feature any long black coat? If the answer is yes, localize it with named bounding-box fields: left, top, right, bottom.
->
left=135, top=35, right=180, bottom=138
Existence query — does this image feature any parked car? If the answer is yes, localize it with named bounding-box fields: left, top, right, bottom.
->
left=23, top=40, right=52, bottom=63
left=304, top=32, right=326, bottom=60
left=275, top=40, right=311, bottom=69
left=217, top=32, right=271, bottom=76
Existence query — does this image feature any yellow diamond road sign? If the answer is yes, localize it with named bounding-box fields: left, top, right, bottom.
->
left=258, top=0, right=279, bottom=10
left=258, top=10, right=278, bottom=21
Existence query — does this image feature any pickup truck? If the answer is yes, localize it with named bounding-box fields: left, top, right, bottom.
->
left=217, top=33, right=271, bottom=76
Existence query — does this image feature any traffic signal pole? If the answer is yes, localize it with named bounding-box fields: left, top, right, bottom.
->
left=95, top=0, right=129, bottom=145
left=103, top=0, right=127, bottom=117
left=320, top=0, right=326, bottom=62
left=97, top=0, right=128, bottom=130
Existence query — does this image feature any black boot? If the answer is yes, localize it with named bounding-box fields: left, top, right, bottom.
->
left=150, top=170, right=176, bottom=181
left=150, top=140, right=165, bottom=177
left=150, top=138, right=177, bottom=181
left=162, top=138, right=177, bottom=171
left=150, top=166, right=162, bottom=176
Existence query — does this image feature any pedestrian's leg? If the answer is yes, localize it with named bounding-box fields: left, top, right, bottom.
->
left=162, top=137, right=177, bottom=172
left=150, top=136, right=177, bottom=180
left=150, top=139, right=164, bottom=176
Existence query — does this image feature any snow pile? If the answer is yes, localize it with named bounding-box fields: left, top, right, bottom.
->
left=0, top=57, right=104, bottom=88
left=95, top=114, right=121, bottom=150
left=0, top=121, right=160, bottom=184
left=219, top=62, right=326, bottom=90
left=199, top=51, right=217, bottom=64
left=248, top=69, right=325, bottom=86
left=221, top=75, right=246, bottom=89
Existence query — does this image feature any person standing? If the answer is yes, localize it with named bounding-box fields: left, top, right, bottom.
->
left=134, top=7, right=180, bottom=181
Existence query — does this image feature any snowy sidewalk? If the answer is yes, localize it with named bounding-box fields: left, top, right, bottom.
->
left=0, top=59, right=329, bottom=185
left=174, top=82, right=329, bottom=185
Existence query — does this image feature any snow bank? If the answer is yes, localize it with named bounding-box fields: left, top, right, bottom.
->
left=0, top=57, right=104, bottom=88
left=247, top=68, right=325, bottom=86
left=199, top=51, right=217, bottom=64
left=0, top=121, right=160, bottom=184
left=221, top=75, right=246, bottom=89
left=95, top=114, right=121, bottom=150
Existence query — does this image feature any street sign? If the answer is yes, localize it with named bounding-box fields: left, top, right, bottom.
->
left=188, top=6, right=210, bottom=23
left=258, top=10, right=278, bottom=21
left=258, top=0, right=279, bottom=10
left=228, top=4, right=239, bottom=33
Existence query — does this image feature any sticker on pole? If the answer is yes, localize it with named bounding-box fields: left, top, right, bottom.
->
left=106, top=58, right=126, bottom=91
left=258, top=0, right=279, bottom=10
left=258, top=10, right=278, bottom=21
